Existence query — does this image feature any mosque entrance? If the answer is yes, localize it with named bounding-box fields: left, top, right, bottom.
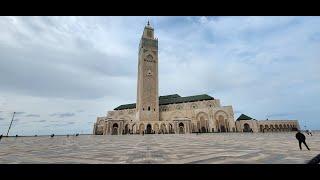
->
left=179, top=123, right=184, bottom=134
left=112, top=123, right=118, bottom=135
left=146, top=124, right=152, bottom=134
left=124, top=124, right=129, bottom=134
left=243, top=123, right=251, bottom=132
left=220, top=125, right=226, bottom=132
left=201, top=127, right=206, bottom=133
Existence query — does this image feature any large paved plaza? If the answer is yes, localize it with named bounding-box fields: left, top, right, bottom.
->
left=0, top=132, right=319, bottom=164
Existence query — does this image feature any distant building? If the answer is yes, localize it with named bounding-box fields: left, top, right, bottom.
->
left=235, top=114, right=299, bottom=132
left=93, top=22, right=299, bottom=135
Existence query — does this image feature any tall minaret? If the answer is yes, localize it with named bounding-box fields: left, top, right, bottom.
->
left=136, top=21, right=159, bottom=122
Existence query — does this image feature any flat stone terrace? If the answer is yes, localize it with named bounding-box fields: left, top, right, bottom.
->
left=0, top=132, right=319, bottom=164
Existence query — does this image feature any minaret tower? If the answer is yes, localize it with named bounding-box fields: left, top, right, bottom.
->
left=136, top=21, right=159, bottom=123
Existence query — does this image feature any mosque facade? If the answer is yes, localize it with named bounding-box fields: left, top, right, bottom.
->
left=93, top=22, right=299, bottom=135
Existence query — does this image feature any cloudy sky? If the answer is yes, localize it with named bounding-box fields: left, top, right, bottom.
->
left=0, top=16, right=319, bottom=135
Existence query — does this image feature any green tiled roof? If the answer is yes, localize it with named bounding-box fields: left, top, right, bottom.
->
left=114, top=103, right=136, bottom=110
left=114, top=94, right=214, bottom=110
left=159, top=94, right=214, bottom=105
left=236, top=114, right=253, bottom=121
left=159, top=94, right=181, bottom=100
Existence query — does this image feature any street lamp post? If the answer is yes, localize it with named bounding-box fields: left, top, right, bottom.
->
left=6, top=112, right=16, bottom=136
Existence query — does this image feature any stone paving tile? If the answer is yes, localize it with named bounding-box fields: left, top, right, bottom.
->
left=0, top=132, right=319, bottom=164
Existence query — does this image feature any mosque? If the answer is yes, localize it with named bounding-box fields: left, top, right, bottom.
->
left=93, top=22, right=299, bottom=135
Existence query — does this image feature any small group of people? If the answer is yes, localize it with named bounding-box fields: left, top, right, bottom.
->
left=50, top=133, right=79, bottom=137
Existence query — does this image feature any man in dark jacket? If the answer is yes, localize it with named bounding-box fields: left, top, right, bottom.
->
left=296, top=131, right=310, bottom=150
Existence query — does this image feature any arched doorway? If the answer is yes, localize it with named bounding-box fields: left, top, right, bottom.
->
left=200, top=116, right=208, bottom=133
left=146, top=124, right=152, bottom=134
left=179, top=123, right=184, bottom=134
left=139, top=124, right=145, bottom=134
left=160, top=124, right=166, bottom=134
left=270, top=125, right=274, bottom=132
left=169, top=124, right=173, bottom=133
left=124, top=124, right=129, bottom=134
left=197, top=113, right=209, bottom=133
left=218, top=115, right=227, bottom=132
left=243, top=123, right=251, bottom=132
left=112, top=123, right=118, bottom=135
left=220, top=125, right=226, bottom=132
left=132, top=124, right=136, bottom=134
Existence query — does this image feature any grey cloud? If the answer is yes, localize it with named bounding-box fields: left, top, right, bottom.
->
left=13, top=118, right=20, bottom=122
left=267, top=113, right=292, bottom=118
left=50, top=112, right=75, bottom=118
left=1, top=16, right=320, bottom=134
left=52, top=123, right=66, bottom=127
left=26, top=114, right=41, bottom=117
left=34, top=119, right=46, bottom=123
left=0, top=117, right=5, bottom=120
left=0, top=45, right=135, bottom=100
left=15, top=112, right=25, bottom=115
left=0, top=16, right=136, bottom=100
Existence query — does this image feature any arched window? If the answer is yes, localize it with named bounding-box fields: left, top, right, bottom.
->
left=148, top=106, right=150, bottom=111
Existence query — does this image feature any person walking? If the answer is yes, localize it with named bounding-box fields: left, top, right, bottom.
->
left=0, top=134, right=3, bottom=142
left=295, top=131, right=310, bottom=150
